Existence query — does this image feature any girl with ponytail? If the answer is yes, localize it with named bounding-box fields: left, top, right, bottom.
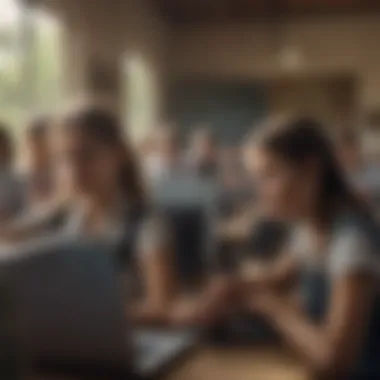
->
left=0, top=104, right=177, bottom=324
left=241, top=116, right=380, bottom=379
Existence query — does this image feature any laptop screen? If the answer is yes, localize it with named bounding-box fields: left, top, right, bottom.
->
left=0, top=236, right=132, bottom=371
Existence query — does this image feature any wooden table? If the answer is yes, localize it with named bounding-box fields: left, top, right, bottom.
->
left=30, top=346, right=307, bottom=380
left=167, top=346, right=307, bottom=380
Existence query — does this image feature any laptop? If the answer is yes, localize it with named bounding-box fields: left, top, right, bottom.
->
left=0, top=235, right=197, bottom=378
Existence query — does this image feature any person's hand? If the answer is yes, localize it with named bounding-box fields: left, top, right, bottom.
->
left=128, top=301, right=168, bottom=325
left=169, top=275, right=239, bottom=326
left=246, top=289, right=289, bottom=318
left=206, top=274, right=238, bottom=299
left=168, top=297, right=200, bottom=325
left=238, top=260, right=271, bottom=292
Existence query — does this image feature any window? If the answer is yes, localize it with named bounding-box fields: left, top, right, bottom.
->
left=123, top=54, right=158, bottom=141
left=0, top=0, right=62, bottom=140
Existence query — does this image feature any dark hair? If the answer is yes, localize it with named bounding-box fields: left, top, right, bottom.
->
left=251, top=116, right=363, bottom=224
left=0, top=123, right=14, bottom=166
left=59, top=105, right=146, bottom=208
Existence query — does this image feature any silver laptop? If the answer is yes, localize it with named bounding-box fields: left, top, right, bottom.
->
left=0, top=235, right=197, bottom=377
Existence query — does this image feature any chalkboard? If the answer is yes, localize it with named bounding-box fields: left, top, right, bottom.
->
left=168, top=79, right=268, bottom=144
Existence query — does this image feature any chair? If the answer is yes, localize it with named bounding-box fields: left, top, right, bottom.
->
left=152, top=177, right=220, bottom=289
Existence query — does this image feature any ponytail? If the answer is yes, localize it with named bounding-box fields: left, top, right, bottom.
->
left=118, top=140, right=146, bottom=208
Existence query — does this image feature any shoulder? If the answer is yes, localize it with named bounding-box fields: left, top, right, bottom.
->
left=329, top=211, right=380, bottom=278
left=331, top=210, right=380, bottom=251
left=288, top=225, right=311, bottom=258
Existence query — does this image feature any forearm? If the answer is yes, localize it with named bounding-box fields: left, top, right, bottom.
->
left=128, top=300, right=169, bottom=326
left=241, top=263, right=295, bottom=292
left=218, top=204, right=261, bottom=243
left=140, top=248, right=179, bottom=311
left=168, top=275, right=237, bottom=326
left=218, top=220, right=250, bottom=243
left=255, top=275, right=374, bottom=378
left=0, top=206, right=54, bottom=244
left=268, top=303, right=333, bottom=373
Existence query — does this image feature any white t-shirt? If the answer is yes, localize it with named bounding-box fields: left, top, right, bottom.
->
left=347, top=164, right=380, bottom=210
left=290, top=214, right=380, bottom=279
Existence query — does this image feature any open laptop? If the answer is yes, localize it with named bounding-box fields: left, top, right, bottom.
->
left=0, top=235, right=197, bottom=378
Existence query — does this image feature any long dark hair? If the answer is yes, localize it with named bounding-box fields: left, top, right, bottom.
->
left=59, top=104, right=146, bottom=208
left=251, top=116, right=364, bottom=224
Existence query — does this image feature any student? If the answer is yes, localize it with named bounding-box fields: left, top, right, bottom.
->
left=242, top=116, right=380, bottom=379
left=336, top=129, right=380, bottom=214
left=218, top=146, right=253, bottom=216
left=144, top=124, right=188, bottom=183
left=187, top=127, right=219, bottom=179
left=0, top=124, right=24, bottom=222
left=0, top=105, right=176, bottom=324
left=0, top=105, right=232, bottom=327
left=24, top=116, right=54, bottom=207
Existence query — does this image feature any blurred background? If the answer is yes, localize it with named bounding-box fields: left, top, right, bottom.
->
left=1, top=0, right=380, bottom=145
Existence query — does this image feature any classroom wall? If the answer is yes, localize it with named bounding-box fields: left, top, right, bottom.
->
left=170, top=14, right=380, bottom=111
left=36, top=2, right=380, bottom=129
left=268, top=77, right=356, bottom=125
left=58, top=0, right=169, bottom=131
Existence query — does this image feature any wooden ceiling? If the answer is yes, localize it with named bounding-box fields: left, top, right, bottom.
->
left=156, top=0, right=380, bottom=24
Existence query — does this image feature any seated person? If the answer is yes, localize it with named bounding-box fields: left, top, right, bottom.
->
left=0, top=105, right=176, bottom=324
left=335, top=128, right=380, bottom=201
left=241, top=116, right=380, bottom=380
left=218, top=146, right=254, bottom=217
left=0, top=123, right=24, bottom=223
left=144, top=124, right=190, bottom=184
left=0, top=104, right=233, bottom=328
left=186, top=127, right=219, bottom=179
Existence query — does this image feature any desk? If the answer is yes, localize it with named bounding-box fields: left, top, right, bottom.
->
left=167, top=346, right=307, bottom=380
left=30, top=346, right=307, bottom=380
